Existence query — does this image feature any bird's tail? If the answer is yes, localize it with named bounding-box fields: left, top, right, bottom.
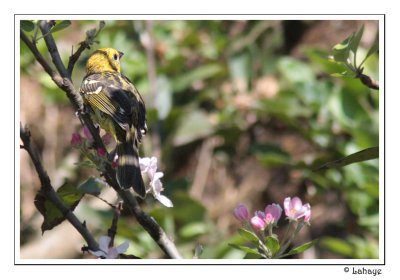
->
left=116, top=139, right=146, bottom=198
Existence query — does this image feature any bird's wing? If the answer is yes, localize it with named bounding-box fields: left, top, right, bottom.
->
left=121, top=75, right=147, bottom=136
left=80, top=73, right=134, bottom=131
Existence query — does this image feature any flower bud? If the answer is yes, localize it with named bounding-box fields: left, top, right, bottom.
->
left=233, top=204, right=249, bottom=222
left=70, top=133, right=82, bottom=146
left=97, top=147, right=106, bottom=157
left=264, top=203, right=282, bottom=225
left=251, top=216, right=266, bottom=231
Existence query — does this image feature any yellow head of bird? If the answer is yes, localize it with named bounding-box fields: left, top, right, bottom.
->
left=85, top=48, right=124, bottom=75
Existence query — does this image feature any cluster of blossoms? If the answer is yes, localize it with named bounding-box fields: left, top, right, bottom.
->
left=71, top=127, right=173, bottom=208
left=234, top=197, right=311, bottom=230
left=233, top=197, right=312, bottom=258
left=139, top=157, right=173, bottom=208
left=71, top=126, right=112, bottom=158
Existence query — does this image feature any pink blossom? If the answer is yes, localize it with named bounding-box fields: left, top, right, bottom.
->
left=255, top=210, right=266, bottom=220
left=284, top=197, right=311, bottom=221
left=97, top=147, right=106, bottom=157
left=264, top=203, right=282, bottom=224
left=70, top=133, right=82, bottom=146
left=82, top=126, right=93, bottom=142
left=251, top=216, right=266, bottom=231
left=304, top=203, right=311, bottom=222
left=233, top=204, right=249, bottom=221
left=101, top=133, right=113, bottom=145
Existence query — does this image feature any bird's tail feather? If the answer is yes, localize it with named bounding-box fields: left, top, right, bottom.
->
left=116, top=140, right=146, bottom=197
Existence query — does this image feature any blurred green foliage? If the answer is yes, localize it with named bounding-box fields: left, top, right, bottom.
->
left=20, top=20, right=379, bottom=259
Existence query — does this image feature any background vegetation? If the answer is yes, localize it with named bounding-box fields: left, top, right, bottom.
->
left=20, top=20, right=379, bottom=259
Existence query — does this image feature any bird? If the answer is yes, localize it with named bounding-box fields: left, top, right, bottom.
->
left=79, top=47, right=147, bottom=197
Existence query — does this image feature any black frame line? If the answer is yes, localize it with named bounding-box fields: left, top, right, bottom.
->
left=15, top=14, right=385, bottom=266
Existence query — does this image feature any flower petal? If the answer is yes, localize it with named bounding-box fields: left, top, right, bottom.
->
left=290, top=197, right=303, bottom=211
left=107, top=247, right=120, bottom=259
left=98, top=236, right=111, bottom=252
left=115, top=240, right=130, bottom=254
left=153, top=171, right=164, bottom=181
left=284, top=197, right=291, bottom=216
left=303, top=203, right=311, bottom=221
left=155, top=194, right=174, bottom=207
left=88, top=249, right=107, bottom=258
left=251, top=216, right=266, bottom=230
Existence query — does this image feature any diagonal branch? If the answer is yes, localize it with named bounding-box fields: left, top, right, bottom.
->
left=116, top=190, right=182, bottom=258
left=20, top=123, right=99, bottom=251
left=20, top=31, right=63, bottom=87
left=68, top=43, right=89, bottom=77
left=39, top=21, right=70, bottom=79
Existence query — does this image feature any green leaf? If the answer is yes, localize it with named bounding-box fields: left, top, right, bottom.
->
left=366, top=34, right=379, bottom=59
left=179, top=222, right=209, bottom=238
left=21, top=20, right=35, bottom=32
left=228, top=243, right=261, bottom=256
left=57, top=183, right=85, bottom=205
left=172, top=63, right=223, bottom=92
left=360, top=32, right=379, bottom=67
left=169, top=192, right=206, bottom=223
left=77, top=177, right=101, bottom=196
left=283, top=239, right=318, bottom=257
left=251, top=143, right=291, bottom=167
left=277, top=57, right=315, bottom=84
left=238, top=228, right=259, bottom=243
left=50, top=20, right=71, bottom=34
left=154, top=76, right=172, bottom=120
left=34, top=182, right=84, bottom=233
left=315, top=146, right=378, bottom=171
left=349, top=25, right=364, bottom=53
left=320, top=237, right=353, bottom=257
left=333, top=36, right=352, bottom=63
left=74, top=159, right=97, bottom=168
left=331, top=71, right=354, bottom=78
left=173, top=110, right=214, bottom=146
left=265, top=236, right=280, bottom=255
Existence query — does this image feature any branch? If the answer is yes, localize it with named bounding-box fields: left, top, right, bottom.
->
left=20, top=29, right=85, bottom=112
left=20, top=123, right=99, bottom=251
left=39, top=21, right=70, bottom=79
left=357, top=72, right=379, bottom=90
left=107, top=203, right=121, bottom=247
left=117, top=190, right=182, bottom=259
left=68, top=20, right=105, bottom=76
left=20, top=30, right=63, bottom=87
left=21, top=21, right=182, bottom=259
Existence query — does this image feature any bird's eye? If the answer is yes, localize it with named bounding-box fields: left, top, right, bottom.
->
left=113, top=53, right=118, bottom=61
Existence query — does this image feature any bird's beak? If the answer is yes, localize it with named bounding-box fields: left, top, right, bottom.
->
left=118, top=51, right=124, bottom=59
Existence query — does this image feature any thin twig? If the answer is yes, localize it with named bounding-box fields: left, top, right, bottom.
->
left=68, top=43, right=89, bottom=77
left=108, top=203, right=122, bottom=247
left=357, top=72, right=379, bottom=90
left=20, top=123, right=99, bottom=251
